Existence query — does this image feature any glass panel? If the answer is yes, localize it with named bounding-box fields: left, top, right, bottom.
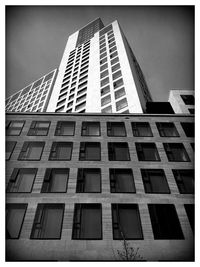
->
left=28, top=145, right=43, bottom=160
left=50, top=170, right=68, bottom=192
left=86, top=145, right=100, bottom=160
left=88, top=123, right=100, bottom=136
left=143, top=146, right=158, bottom=160
left=61, top=122, right=74, bottom=135
left=115, top=147, right=129, bottom=160
left=84, top=170, right=101, bottom=192
left=115, top=171, right=135, bottom=193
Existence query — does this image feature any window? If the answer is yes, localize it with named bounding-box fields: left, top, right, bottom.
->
left=7, top=168, right=37, bottom=193
left=112, top=63, right=120, bottom=73
left=110, top=51, right=118, bottom=59
left=181, top=122, right=194, bottom=137
left=181, top=95, right=194, bottom=105
left=101, top=77, right=109, bottom=87
left=75, top=101, right=86, bottom=111
left=100, top=63, right=108, bottom=72
left=108, top=142, right=130, bottom=161
left=79, top=142, right=101, bottom=161
left=102, top=105, right=112, bottom=113
left=41, top=168, right=69, bottom=193
left=116, top=98, right=128, bottom=111
left=114, top=87, right=125, bottom=99
left=112, top=70, right=122, bottom=80
left=55, top=105, right=65, bottom=112
left=189, top=108, right=194, bottom=114
left=172, top=169, right=194, bottom=194
left=49, top=142, right=73, bottom=160
left=113, top=78, right=123, bottom=89
left=156, top=122, right=179, bottom=137
left=100, top=70, right=109, bottom=79
left=132, top=122, right=153, bottom=137
left=184, top=204, right=194, bottom=233
left=18, top=142, right=44, bottom=160
left=55, top=121, right=75, bottom=136
left=28, top=121, right=50, bottom=136
left=100, top=52, right=107, bottom=59
left=112, top=204, right=143, bottom=240
left=141, top=169, right=170, bottom=193
left=77, top=94, right=86, bottom=103
left=148, top=204, right=184, bottom=239
left=6, top=121, right=24, bottom=135
left=101, top=95, right=111, bottom=106
left=72, top=204, right=102, bottom=239
left=30, top=204, right=64, bottom=239
left=6, top=204, right=27, bottom=239
left=100, top=57, right=107, bottom=65
left=101, top=85, right=110, bottom=96
left=136, top=143, right=160, bottom=161
left=110, top=169, right=135, bottom=193
left=163, top=143, right=190, bottom=162
left=6, top=141, right=16, bottom=160
left=76, top=168, right=101, bottom=193
left=81, top=122, right=100, bottom=136
left=111, top=57, right=119, bottom=65
left=107, top=122, right=126, bottom=136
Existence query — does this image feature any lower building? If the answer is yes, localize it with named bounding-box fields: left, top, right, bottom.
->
left=6, top=112, right=194, bottom=261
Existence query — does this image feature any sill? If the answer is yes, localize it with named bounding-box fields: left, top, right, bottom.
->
left=110, top=191, right=136, bottom=194
left=113, top=237, right=144, bottom=240
left=72, top=238, right=102, bottom=240
left=144, top=191, right=171, bottom=194
left=76, top=191, right=101, bottom=193
left=48, top=158, right=72, bottom=161
left=40, top=191, right=67, bottom=193
left=167, top=159, right=190, bottom=162
left=79, top=159, right=101, bottom=161
left=30, top=237, right=62, bottom=240
left=138, top=159, right=161, bottom=162
left=18, top=158, right=42, bottom=161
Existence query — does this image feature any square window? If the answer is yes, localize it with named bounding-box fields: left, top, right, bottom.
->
left=101, top=94, right=111, bottom=106
left=79, top=142, right=101, bottom=161
left=81, top=122, right=100, bottom=136
left=107, top=122, right=126, bottom=137
left=101, top=85, right=110, bottom=96
left=6, top=121, right=24, bottom=136
left=181, top=122, right=194, bottom=137
left=110, top=169, right=135, bottom=193
left=148, top=204, right=184, bottom=239
left=6, top=141, right=16, bottom=160
left=76, top=168, right=101, bottom=193
left=141, top=169, right=170, bottom=193
left=184, top=204, right=194, bottom=233
left=49, top=142, right=73, bottom=160
left=30, top=204, right=64, bottom=239
left=72, top=204, right=102, bottom=239
left=181, top=95, right=194, bottom=105
left=7, top=168, right=37, bottom=193
left=173, top=169, right=194, bottom=194
left=163, top=143, right=190, bottom=162
left=112, top=204, right=143, bottom=240
left=136, top=143, right=160, bottom=161
left=55, top=121, right=75, bottom=136
left=108, top=142, right=130, bottom=161
left=132, top=122, right=153, bottom=137
left=18, top=142, right=44, bottom=161
left=114, top=87, right=125, bottom=99
left=156, top=122, right=179, bottom=137
left=41, top=168, right=69, bottom=193
left=28, top=121, right=50, bottom=136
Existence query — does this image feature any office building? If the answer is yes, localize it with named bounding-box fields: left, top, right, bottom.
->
left=169, top=90, right=194, bottom=114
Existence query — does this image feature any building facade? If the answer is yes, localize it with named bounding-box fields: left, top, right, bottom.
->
left=6, top=112, right=194, bottom=261
left=168, top=90, right=194, bottom=114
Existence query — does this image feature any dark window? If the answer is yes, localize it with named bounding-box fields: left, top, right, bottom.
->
left=6, top=204, right=27, bottom=239
left=181, top=122, right=194, bottom=137
left=101, top=105, right=112, bottom=113
left=7, top=168, right=37, bottom=193
left=81, top=122, right=100, bottom=136
left=49, top=142, right=73, bottom=160
left=181, top=95, right=194, bottom=105
left=132, top=122, right=153, bottom=137
left=72, top=204, right=102, bottom=239
left=136, top=143, right=160, bottom=161
left=116, top=98, right=128, bottom=111
left=108, top=142, right=130, bottom=161
left=163, top=143, right=190, bottom=162
left=110, top=169, right=135, bottom=193
left=30, top=204, right=64, bottom=239
left=107, top=122, right=126, bottom=137
left=172, top=169, right=194, bottom=194
left=114, top=87, right=125, bottom=99
left=112, top=204, right=143, bottom=240
left=55, top=121, right=75, bottom=136
left=101, top=95, right=111, bottom=106
left=113, top=78, right=123, bottom=89
left=101, top=85, right=110, bottom=96
left=184, top=204, right=194, bottom=233
left=6, top=141, right=16, bottom=160
left=6, top=121, right=24, bottom=136
left=189, top=108, right=194, bottom=114
left=76, top=168, right=101, bottom=193
left=148, top=204, right=184, bottom=239
left=141, top=169, right=170, bottom=193
left=156, top=122, right=179, bottom=137
left=28, top=121, right=50, bottom=136
left=79, top=142, right=101, bottom=161
left=41, top=168, right=69, bottom=193
left=18, top=142, right=44, bottom=160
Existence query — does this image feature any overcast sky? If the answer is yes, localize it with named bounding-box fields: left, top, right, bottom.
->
left=6, top=5, right=194, bottom=101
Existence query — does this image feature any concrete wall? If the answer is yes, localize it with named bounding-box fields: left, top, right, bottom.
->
left=168, top=90, right=194, bottom=114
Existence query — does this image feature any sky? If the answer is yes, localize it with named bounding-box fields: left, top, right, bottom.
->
left=6, top=5, right=194, bottom=101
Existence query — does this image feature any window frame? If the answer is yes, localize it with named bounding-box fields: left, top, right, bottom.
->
left=27, top=121, right=50, bottom=136
left=81, top=121, right=101, bottom=136
left=108, top=142, right=130, bottom=161
left=136, top=143, right=161, bottom=161
left=132, top=122, right=153, bottom=137
left=49, top=142, right=73, bottom=161
left=79, top=142, right=101, bottom=161
left=76, top=168, right=101, bottom=193
left=172, top=169, right=194, bottom=194
left=110, top=169, right=136, bottom=193
left=18, top=141, right=45, bottom=161
left=6, top=120, right=25, bottom=136
left=55, top=121, right=75, bottom=136
left=156, top=122, right=179, bottom=137
left=6, top=141, right=17, bottom=160
left=107, top=122, right=126, bottom=137
left=163, top=143, right=190, bottom=162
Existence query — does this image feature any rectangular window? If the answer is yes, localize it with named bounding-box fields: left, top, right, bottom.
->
left=76, top=168, right=101, bottom=193
left=100, top=70, right=109, bottom=79
left=101, top=77, right=109, bottom=87
left=41, top=168, right=69, bottom=193
left=112, top=204, right=143, bottom=240
left=132, top=122, right=153, bottom=137
left=100, top=52, right=107, bottom=60
left=68, top=94, right=74, bottom=101
left=28, top=121, right=50, bottom=136
left=77, top=94, right=86, bottom=103
left=116, top=98, right=128, bottom=111
left=109, top=46, right=117, bottom=54
left=181, top=95, right=194, bottom=105
left=148, top=204, right=184, bottom=239
left=181, top=122, right=194, bottom=137
left=111, top=63, right=120, bottom=73
left=136, top=143, right=160, bottom=161
left=100, top=57, right=107, bottom=65
left=72, top=204, right=102, bottom=239
left=100, top=63, right=108, bottom=72
left=49, top=142, right=73, bottom=160
left=184, top=204, right=194, bottom=233
left=6, top=121, right=24, bottom=136
left=55, top=121, right=75, bottom=136
left=156, top=122, right=179, bottom=137
left=172, top=169, right=194, bottom=194
left=6, top=204, right=27, bottom=239
left=189, top=108, right=194, bottom=114
left=101, top=105, right=112, bottom=113
left=111, top=57, right=119, bottom=66
left=108, top=142, right=130, bottom=161
left=55, top=105, right=65, bottom=112
left=18, top=142, right=44, bottom=161
left=30, top=204, right=64, bottom=239
left=163, top=143, right=190, bottom=162
left=141, top=169, right=170, bottom=193
left=75, top=101, right=86, bottom=111
left=110, top=169, right=135, bottom=193
left=107, top=122, right=126, bottom=137
left=101, top=94, right=111, bottom=106
left=79, top=142, right=101, bottom=161
left=77, top=87, right=87, bottom=96
left=110, top=51, right=118, bottom=59
left=81, top=122, right=100, bottom=136
left=6, top=141, right=16, bottom=160
left=114, top=87, right=126, bottom=100
left=101, top=85, right=110, bottom=96
left=112, top=70, right=122, bottom=80
left=7, top=168, right=37, bottom=193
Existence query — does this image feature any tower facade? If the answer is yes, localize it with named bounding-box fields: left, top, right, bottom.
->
left=168, top=90, right=194, bottom=114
